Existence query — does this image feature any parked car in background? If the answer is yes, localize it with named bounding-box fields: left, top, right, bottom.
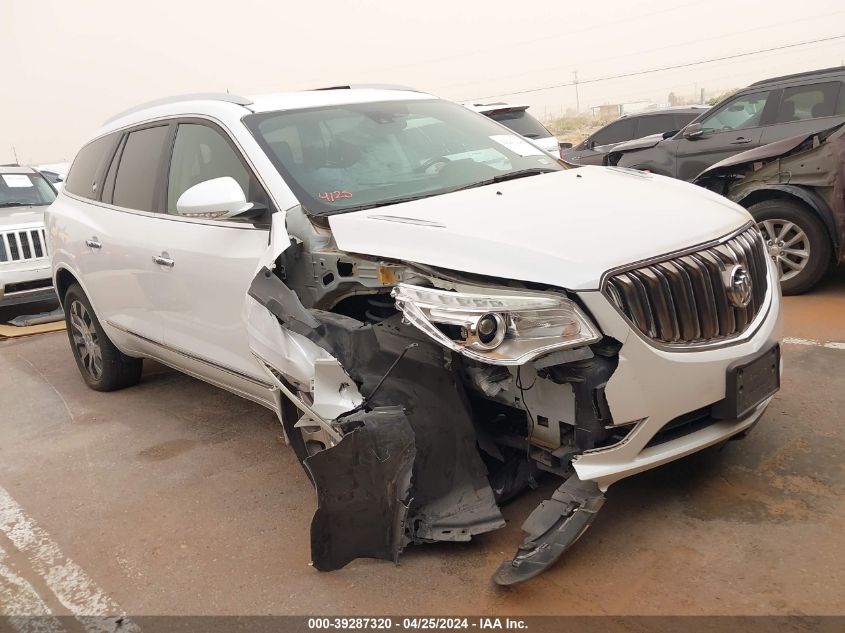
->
left=563, top=106, right=708, bottom=166
left=608, top=66, right=845, bottom=180
left=0, top=166, right=56, bottom=307
left=465, top=102, right=564, bottom=156
left=695, top=123, right=845, bottom=294
left=49, top=87, right=781, bottom=587
left=37, top=162, right=71, bottom=191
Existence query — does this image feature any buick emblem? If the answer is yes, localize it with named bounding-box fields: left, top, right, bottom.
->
left=725, top=265, right=752, bottom=308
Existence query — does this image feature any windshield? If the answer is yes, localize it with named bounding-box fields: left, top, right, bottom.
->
left=487, top=109, right=553, bottom=139
left=245, top=99, right=561, bottom=215
left=0, top=172, right=56, bottom=207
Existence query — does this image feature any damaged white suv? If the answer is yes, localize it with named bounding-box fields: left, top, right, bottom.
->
left=48, top=87, right=782, bottom=584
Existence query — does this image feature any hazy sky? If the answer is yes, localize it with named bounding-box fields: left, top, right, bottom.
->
left=2, top=0, right=844, bottom=163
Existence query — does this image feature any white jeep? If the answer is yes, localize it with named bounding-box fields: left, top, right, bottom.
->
left=1, top=166, right=56, bottom=308
left=47, top=87, right=782, bottom=584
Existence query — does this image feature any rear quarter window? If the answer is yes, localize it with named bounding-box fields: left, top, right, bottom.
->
left=64, top=134, right=119, bottom=200
left=488, top=110, right=553, bottom=139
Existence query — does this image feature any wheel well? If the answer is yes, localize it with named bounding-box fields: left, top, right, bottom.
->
left=55, top=268, right=78, bottom=304
left=738, top=188, right=838, bottom=255
left=740, top=188, right=807, bottom=209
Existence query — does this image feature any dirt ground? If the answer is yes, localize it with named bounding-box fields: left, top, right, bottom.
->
left=0, top=271, right=843, bottom=617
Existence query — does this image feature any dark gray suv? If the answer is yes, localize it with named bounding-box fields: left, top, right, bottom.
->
left=608, top=66, right=845, bottom=180
left=562, top=106, right=708, bottom=166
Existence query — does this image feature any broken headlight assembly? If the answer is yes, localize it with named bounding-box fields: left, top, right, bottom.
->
left=392, top=283, right=601, bottom=365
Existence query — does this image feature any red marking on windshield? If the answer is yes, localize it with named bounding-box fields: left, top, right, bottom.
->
left=318, top=190, right=353, bottom=203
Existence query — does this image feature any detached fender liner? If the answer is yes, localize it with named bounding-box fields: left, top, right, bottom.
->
left=304, top=407, right=415, bottom=570
left=249, top=267, right=504, bottom=568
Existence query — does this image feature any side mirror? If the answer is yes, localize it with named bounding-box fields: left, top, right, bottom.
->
left=683, top=123, right=704, bottom=139
left=559, top=142, right=573, bottom=150
left=176, top=177, right=261, bottom=219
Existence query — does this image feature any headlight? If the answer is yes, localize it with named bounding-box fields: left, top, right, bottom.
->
left=391, top=283, right=601, bottom=365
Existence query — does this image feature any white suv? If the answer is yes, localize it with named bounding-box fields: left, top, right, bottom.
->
left=47, top=87, right=782, bottom=585
left=464, top=102, right=562, bottom=156
left=1, top=166, right=56, bottom=307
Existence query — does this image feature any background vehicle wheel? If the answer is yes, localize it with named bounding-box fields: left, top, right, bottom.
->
left=748, top=199, right=832, bottom=295
left=63, top=284, right=143, bottom=391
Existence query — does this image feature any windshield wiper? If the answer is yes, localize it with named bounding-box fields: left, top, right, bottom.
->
left=317, top=190, right=450, bottom=214
left=315, top=168, right=557, bottom=215
left=0, top=202, right=36, bottom=208
left=450, top=167, right=556, bottom=193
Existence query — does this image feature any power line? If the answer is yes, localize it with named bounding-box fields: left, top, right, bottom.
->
left=469, top=34, right=845, bottom=100
left=373, top=0, right=699, bottom=73
left=436, top=9, right=845, bottom=93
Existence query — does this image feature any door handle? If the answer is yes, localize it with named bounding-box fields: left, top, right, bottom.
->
left=152, top=253, right=175, bottom=268
left=730, top=138, right=752, bottom=145
left=85, top=238, right=102, bottom=249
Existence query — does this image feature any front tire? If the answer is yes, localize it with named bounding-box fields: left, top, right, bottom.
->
left=63, top=284, right=143, bottom=391
left=748, top=199, right=832, bottom=295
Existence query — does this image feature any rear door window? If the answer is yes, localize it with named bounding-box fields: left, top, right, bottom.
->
left=590, top=118, right=637, bottom=146
left=111, top=125, right=170, bottom=212
left=64, top=134, right=119, bottom=200
left=775, top=82, right=843, bottom=122
left=634, top=114, right=676, bottom=138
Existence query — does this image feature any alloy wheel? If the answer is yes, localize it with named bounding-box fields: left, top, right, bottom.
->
left=69, top=300, right=103, bottom=380
left=758, top=219, right=811, bottom=282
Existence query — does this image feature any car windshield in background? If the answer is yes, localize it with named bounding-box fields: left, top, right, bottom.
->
left=487, top=109, right=554, bottom=139
left=0, top=173, right=56, bottom=207
left=245, top=99, right=561, bottom=215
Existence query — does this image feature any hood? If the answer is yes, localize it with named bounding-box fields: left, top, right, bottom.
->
left=696, top=122, right=845, bottom=180
left=610, top=132, right=665, bottom=154
left=328, top=166, right=750, bottom=290
left=0, top=205, right=48, bottom=230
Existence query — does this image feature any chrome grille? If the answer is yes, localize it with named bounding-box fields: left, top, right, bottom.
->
left=604, top=226, right=769, bottom=346
left=0, top=227, right=48, bottom=264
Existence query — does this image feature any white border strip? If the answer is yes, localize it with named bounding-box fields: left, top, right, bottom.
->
left=0, top=485, right=137, bottom=632
left=783, top=337, right=845, bottom=350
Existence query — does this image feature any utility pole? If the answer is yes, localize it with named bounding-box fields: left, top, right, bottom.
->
left=573, top=71, right=580, bottom=114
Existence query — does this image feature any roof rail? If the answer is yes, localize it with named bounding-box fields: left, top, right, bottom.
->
left=104, top=93, right=253, bottom=124
left=311, top=83, right=419, bottom=92
left=749, top=66, right=845, bottom=87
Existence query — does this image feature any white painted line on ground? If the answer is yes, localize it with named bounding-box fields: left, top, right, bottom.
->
left=0, top=485, right=138, bottom=633
left=0, top=544, right=64, bottom=633
left=783, top=336, right=845, bottom=350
